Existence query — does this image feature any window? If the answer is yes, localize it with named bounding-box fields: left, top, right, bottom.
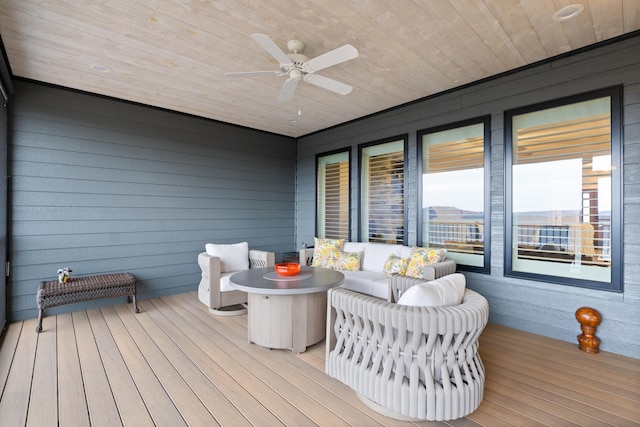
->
left=506, top=87, right=622, bottom=291
left=359, top=137, right=407, bottom=244
left=317, top=150, right=350, bottom=239
left=418, top=117, right=490, bottom=272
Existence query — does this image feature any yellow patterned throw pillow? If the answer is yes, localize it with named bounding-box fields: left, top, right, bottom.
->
left=311, top=237, right=344, bottom=268
left=405, top=247, right=447, bottom=278
left=328, top=251, right=363, bottom=271
left=382, top=254, right=408, bottom=277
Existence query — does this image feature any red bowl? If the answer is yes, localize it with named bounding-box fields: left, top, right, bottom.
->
left=275, top=262, right=300, bottom=276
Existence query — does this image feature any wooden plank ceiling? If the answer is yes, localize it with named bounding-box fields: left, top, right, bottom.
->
left=0, top=1, right=639, bottom=137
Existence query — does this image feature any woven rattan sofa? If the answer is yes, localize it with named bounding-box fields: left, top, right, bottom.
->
left=325, top=281, right=489, bottom=421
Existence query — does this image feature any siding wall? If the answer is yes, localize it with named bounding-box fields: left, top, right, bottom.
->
left=296, top=35, right=640, bottom=359
left=8, top=81, right=296, bottom=321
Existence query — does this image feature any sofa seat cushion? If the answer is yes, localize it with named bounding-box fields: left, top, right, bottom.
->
left=339, top=270, right=388, bottom=299
left=198, top=272, right=240, bottom=307
left=219, top=272, right=237, bottom=292
left=397, top=273, right=466, bottom=307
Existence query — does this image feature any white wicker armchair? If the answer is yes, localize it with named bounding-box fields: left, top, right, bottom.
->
left=325, top=287, right=489, bottom=421
left=197, top=248, right=274, bottom=315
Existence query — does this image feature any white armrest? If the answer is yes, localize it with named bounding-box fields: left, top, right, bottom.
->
left=249, top=250, right=275, bottom=268
left=299, top=248, right=314, bottom=266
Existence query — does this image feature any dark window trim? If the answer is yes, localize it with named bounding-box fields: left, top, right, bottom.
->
left=504, top=86, right=623, bottom=292
left=315, top=147, right=352, bottom=241
left=417, top=116, right=492, bottom=273
left=357, top=135, right=409, bottom=245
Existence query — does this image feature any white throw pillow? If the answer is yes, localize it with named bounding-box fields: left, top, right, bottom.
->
left=205, top=242, right=249, bottom=273
left=397, top=273, right=466, bottom=307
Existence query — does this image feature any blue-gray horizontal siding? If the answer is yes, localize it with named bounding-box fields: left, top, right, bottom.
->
left=9, top=81, right=296, bottom=320
left=296, top=35, right=640, bottom=359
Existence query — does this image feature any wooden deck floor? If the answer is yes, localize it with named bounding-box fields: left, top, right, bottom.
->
left=0, top=291, right=638, bottom=426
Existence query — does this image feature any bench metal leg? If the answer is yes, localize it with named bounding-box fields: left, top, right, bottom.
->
left=36, top=309, right=43, bottom=333
left=127, top=294, right=140, bottom=313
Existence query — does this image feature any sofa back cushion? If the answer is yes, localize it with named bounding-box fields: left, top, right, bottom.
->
left=343, top=242, right=366, bottom=253
left=397, top=273, right=466, bottom=307
left=205, top=242, right=249, bottom=273
left=359, top=243, right=404, bottom=274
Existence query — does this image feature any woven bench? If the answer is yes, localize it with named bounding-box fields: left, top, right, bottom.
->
left=36, top=272, right=138, bottom=332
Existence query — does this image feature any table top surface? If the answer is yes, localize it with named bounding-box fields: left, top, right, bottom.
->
left=230, top=266, right=344, bottom=295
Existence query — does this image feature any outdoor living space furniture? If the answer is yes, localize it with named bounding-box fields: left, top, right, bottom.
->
left=325, top=274, right=489, bottom=421
left=36, top=272, right=137, bottom=332
left=230, top=265, right=344, bottom=353
left=299, top=240, right=456, bottom=299
left=198, top=242, right=275, bottom=315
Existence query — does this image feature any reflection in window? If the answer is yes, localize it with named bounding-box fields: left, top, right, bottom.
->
left=507, top=88, right=621, bottom=291
left=419, top=118, right=489, bottom=271
left=360, top=138, right=406, bottom=244
left=317, top=150, right=350, bottom=240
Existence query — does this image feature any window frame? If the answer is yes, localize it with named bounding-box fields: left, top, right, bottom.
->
left=504, top=86, right=623, bottom=292
left=358, top=135, right=408, bottom=245
left=417, top=116, right=491, bottom=273
left=316, top=148, right=351, bottom=240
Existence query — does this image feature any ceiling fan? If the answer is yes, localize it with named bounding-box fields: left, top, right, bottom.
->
left=225, top=34, right=359, bottom=101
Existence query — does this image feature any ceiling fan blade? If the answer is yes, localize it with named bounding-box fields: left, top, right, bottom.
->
left=278, top=77, right=300, bottom=101
left=225, top=71, right=281, bottom=78
left=303, top=44, right=358, bottom=73
left=304, top=74, right=353, bottom=95
left=251, top=34, right=293, bottom=66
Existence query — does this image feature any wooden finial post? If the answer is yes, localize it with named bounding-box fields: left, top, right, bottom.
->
left=575, top=307, right=602, bottom=354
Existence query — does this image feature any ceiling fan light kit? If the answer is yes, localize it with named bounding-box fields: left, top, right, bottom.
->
left=225, top=34, right=358, bottom=101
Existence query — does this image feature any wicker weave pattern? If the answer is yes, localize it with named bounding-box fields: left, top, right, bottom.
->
left=37, top=273, right=136, bottom=309
left=249, top=253, right=270, bottom=268
left=326, top=288, right=489, bottom=421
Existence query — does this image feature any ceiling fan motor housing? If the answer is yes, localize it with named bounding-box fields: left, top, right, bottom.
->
left=285, top=53, right=309, bottom=70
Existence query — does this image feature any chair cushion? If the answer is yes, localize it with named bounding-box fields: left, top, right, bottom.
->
left=405, top=247, right=447, bottom=278
left=397, top=273, right=466, bottom=307
left=312, top=237, right=344, bottom=268
left=219, top=272, right=236, bottom=292
left=205, top=242, right=249, bottom=273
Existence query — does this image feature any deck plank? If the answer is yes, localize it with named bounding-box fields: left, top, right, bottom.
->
left=86, top=308, right=155, bottom=427
left=172, top=294, right=423, bottom=427
left=56, top=313, right=90, bottom=426
left=111, top=302, right=219, bottom=426
left=103, top=305, right=188, bottom=426
left=158, top=294, right=322, bottom=427
left=72, top=310, right=123, bottom=427
left=27, top=316, right=58, bottom=427
left=0, top=322, right=22, bottom=399
left=0, top=291, right=637, bottom=427
left=136, top=299, right=262, bottom=427
left=0, top=320, right=38, bottom=426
